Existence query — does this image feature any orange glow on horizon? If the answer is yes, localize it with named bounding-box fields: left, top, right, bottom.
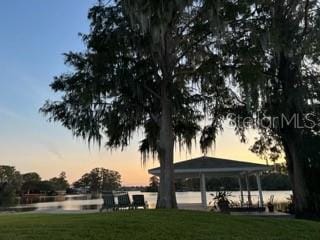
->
left=0, top=128, right=284, bottom=186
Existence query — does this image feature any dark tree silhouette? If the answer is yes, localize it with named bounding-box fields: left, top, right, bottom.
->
left=41, top=0, right=232, bottom=208
left=204, top=0, right=320, bottom=218
left=73, top=168, right=121, bottom=193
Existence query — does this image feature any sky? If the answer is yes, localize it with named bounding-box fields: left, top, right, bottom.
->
left=0, top=1, right=274, bottom=186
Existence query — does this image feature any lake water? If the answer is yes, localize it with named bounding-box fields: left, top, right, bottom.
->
left=9, top=190, right=292, bottom=212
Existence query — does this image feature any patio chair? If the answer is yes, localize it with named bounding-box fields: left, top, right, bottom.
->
left=132, top=194, right=148, bottom=209
left=117, top=193, right=133, bottom=210
left=100, top=194, right=117, bottom=212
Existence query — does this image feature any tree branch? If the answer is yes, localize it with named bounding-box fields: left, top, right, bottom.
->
left=303, top=0, right=310, bottom=35
left=143, top=84, right=161, bottom=100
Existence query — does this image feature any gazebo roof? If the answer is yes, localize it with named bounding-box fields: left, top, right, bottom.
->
left=148, top=156, right=271, bottom=178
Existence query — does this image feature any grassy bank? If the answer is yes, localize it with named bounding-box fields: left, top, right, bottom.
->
left=0, top=210, right=319, bottom=240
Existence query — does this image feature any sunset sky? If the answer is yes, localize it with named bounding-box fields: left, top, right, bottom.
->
left=0, top=0, right=275, bottom=186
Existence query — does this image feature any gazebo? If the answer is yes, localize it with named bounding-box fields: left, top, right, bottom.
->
left=148, top=156, right=271, bottom=208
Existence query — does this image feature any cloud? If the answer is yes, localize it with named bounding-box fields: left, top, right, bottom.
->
left=47, top=145, right=64, bottom=160
left=39, top=141, right=64, bottom=160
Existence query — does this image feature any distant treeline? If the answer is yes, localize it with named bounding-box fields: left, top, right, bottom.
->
left=0, top=166, right=122, bottom=207
left=0, top=166, right=69, bottom=206
left=182, top=173, right=291, bottom=191
left=144, top=173, right=291, bottom=192
left=0, top=164, right=291, bottom=207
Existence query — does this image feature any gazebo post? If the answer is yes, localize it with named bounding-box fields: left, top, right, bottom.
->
left=255, top=173, right=264, bottom=207
left=238, top=177, right=244, bottom=207
left=200, top=173, right=207, bottom=208
left=245, top=174, right=252, bottom=206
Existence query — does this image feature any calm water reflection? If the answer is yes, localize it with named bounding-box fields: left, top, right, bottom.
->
left=8, top=191, right=292, bottom=212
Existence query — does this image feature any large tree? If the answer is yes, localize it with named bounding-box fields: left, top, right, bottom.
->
left=21, top=172, right=42, bottom=194
left=49, top=172, right=70, bottom=191
left=0, top=166, right=22, bottom=206
left=73, top=168, right=121, bottom=193
left=41, top=0, right=231, bottom=208
left=214, top=0, right=320, bottom=218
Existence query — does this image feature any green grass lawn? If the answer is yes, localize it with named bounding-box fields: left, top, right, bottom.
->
left=0, top=210, right=319, bottom=240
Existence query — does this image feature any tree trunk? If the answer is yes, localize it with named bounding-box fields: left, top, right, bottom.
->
left=281, top=131, right=320, bottom=218
left=276, top=52, right=320, bottom=218
left=156, top=79, right=177, bottom=209
left=282, top=134, right=308, bottom=216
